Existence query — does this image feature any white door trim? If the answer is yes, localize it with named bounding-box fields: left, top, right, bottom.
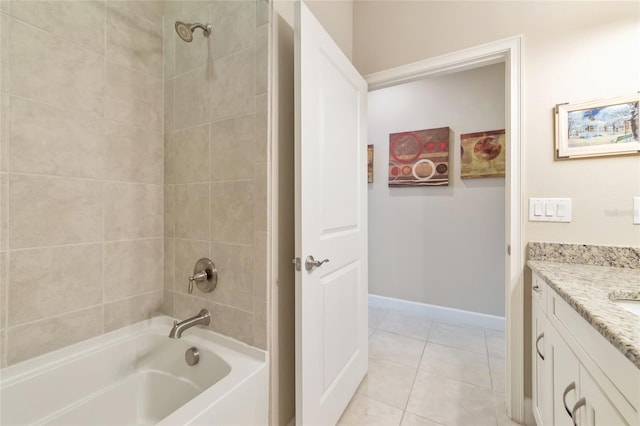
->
left=364, top=35, right=525, bottom=423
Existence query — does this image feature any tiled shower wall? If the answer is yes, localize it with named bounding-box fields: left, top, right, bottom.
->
left=0, top=1, right=165, bottom=366
left=162, top=0, right=270, bottom=349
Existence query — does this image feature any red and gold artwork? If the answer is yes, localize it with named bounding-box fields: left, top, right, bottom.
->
left=388, top=127, right=450, bottom=187
left=460, top=129, right=505, bottom=179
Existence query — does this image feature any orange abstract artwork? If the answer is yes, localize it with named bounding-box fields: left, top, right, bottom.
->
left=388, top=127, right=450, bottom=187
left=460, top=129, right=505, bottom=179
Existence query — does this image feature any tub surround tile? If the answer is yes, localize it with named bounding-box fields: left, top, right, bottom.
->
left=104, top=291, right=163, bottom=332
left=163, top=16, right=175, bottom=79
left=7, top=306, right=103, bottom=366
left=0, top=173, right=7, bottom=250
left=173, top=239, right=210, bottom=294
left=164, top=238, right=175, bottom=290
left=252, top=300, right=267, bottom=349
left=10, top=174, right=102, bottom=248
left=209, top=48, right=255, bottom=121
left=528, top=242, right=640, bottom=269
left=163, top=79, right=175, bottom=133
left=0, top=251, right=7, bottom=330
left=1, top=94, right=10, bottom=171
left=165, top=125, right=210, bottom=184
left=356, top=357, right=417, bottom=409
left=208, top=0, right=256, bottom=61
left=164, top=185, right=175, bottom=238
left=163, top=290, right=174, bottom=317
left=175, top=183, right=210, bottom=241
left=10, top=19, right=104, bottom=116
left=105, top=121, right=163, bottom=184
left=254, top=94, right=268, bottom=163
left=255, top=23, right=268, bottom=95
left=173, top=1, right=211, bottom=76
left=106, top=2, right=162, bottom=78
left=528, top=260, right=640, bottom=369
left=210, top=302, right=253, bottom=345
left=337, top=394, right=404, bottom=426
left=173, top=65, right=210, bottom=130
left=253, top=231, right=268, bottom=304
left=8, top=244, right=103, bottom=326
left=256, top=0, right=269, bottom=27
left=172, top=293, right=214, bottom=327
left=210, top=180, right=253, bottom=245
left=210, top=242, right=253, bottom=312
left=10, top=97, right=104, bottom=178
left=104, top=183, right=162, bottom=240
left=104, top=239, right=163, bottom=302
left=253, top=163, right=268, bottom=232
left=210, top=114, right=255, bottom=181
left=118, top=0, right=164, bottom=27
left=106, top=61, right=162, bottom=131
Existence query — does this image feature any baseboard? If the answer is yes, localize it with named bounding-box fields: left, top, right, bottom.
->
left=368, top=294, right=505, bottom=331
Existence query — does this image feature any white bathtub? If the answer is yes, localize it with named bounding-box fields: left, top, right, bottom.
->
left=0, top=316, right=268, bottom=425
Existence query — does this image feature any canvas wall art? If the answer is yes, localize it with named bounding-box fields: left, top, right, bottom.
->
left=367, top=145, right=374, bottom=183
left=388, top=127, right=450, bottom=187
left=460, top=129, right=506, bottom=179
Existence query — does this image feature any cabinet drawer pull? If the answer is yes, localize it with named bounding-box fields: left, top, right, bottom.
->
left=563, top=382, right=576, bottom=418
left=571, top=397, right=586, bottom=426
left=535, top=333, right=545, bottom=360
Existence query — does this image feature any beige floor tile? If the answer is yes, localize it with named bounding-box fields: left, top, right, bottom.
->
left=419, top=343, right=491, bottom=389
left=378, top=311, right=431, bottom=340
left=401, top=411, right=444, bottom=426
left=338, top=394, right=404, bottom=426
left=369, top=330, right=426, bottom=368
left=485, top=329, right=505, bottom=359
left=369, top=306, right=388, bottom=329
left=489, top=356, right=505, bottom=394
left=369, top=327, right=376, bottom=337
left=428, top=321, right=487, bottom=354
left=406, top=371, right=497, bottom=426
left=357, top=358, right=417, bottom=409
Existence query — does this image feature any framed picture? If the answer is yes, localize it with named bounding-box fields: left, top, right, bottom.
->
left=555, top=94, right=640, bottom=159
left=460, top=129, right=506, bottom=179
left=367, top=145, right=374, bottom=183
left=388, top=127, right=449, bottom=187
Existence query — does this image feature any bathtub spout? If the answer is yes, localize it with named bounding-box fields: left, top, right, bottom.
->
left=169, top=309, right=211, bottom=338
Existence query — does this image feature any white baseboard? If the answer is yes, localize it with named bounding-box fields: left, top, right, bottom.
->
left=368, top=294, right=505, bottom=331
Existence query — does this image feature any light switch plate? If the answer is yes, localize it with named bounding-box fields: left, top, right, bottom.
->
left=529, top=198, right=572, bottom=222
left=634, top=197, right=640, bottom=225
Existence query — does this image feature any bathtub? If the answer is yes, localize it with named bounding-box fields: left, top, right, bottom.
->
left=0, top=316, right=268, bottom=425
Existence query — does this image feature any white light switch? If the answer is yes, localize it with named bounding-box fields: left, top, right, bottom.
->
left=634, top=197, right=640, bottom=225
left=529, top=198, right=572, bottom=222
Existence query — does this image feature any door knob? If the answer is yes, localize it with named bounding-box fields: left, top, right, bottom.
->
left=305, top=255, right=329, bottom=272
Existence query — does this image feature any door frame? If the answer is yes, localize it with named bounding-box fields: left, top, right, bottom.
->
left=364, top=35, right=525, bottom=423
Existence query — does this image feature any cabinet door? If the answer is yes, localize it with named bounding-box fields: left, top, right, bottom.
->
left=580, top=366, right=628, bottom=426
left=532, top=299, right=550, bottom=426
left=548, top=325, right=580, bottom=426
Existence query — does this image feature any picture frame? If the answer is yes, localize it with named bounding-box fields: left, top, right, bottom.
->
left=367, top=144, right=374, bottom=183
left=555, top=93, right=640, bottom=159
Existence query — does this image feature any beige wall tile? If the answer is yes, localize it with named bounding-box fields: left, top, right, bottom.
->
left=173, top=1, right=211, bottom=75
left=0, top=0, right=8, bottom=14
left=0, top=328, right=6, bottom=368
left=10, top=174, right=102, bottom=248
left=104, top=238, right=163, bottom=302
left=104, top=182, right=163, bottom=240
left=253, top=231, right=268, bottom=304
left=7, top=306, right=103, bottom=365
left=10, top=0, right=106, bottom=54
left=175, top=183, right=210, bottom=240
left=106, top=2, right=163, bottom=78
left=11, top=20, right=104, bottom=116
left=118, top=0, right=164, bottom=27
left=104, top=291, right=163, bottom=332
left=106, top=61, right=162, bottom=131
left=163, top=290, right=174, bottom=316
left=0, top=94, right=8, bottom=171
left=210, top=114, right=255, bottom=181
left=173, top=292, right=213, bottom=327
left=255, top=93, right=269, bottom=163
left=164, top=238, right=175, bottom=290
left=0, top=15, right=8, bottom=95
left=105, top=121, right=163, bottom=184
left=210, top=48, right=255, bottom=121
left=210, top=242, right=253, bottom=312
left=8, top=244, right=103, bottom=326
left=164, top=185, right=175, bottom=237
left=164, top=79, right=175, bottom=133
left=163, top=18, right=175, bottom=80
left=254, top=162, right=268, bottom=232
left=209, top=1, right=256, bottom=60
left=174, top=239, right=209, bottom=294
left=0, top=173, right=7, bottom=250
left=173, top=65, right=210, bottom=130
left=210, top=180, right=253, bottom=244
left=252, top=300, right=267, bottom=349
left=0, top=250, right=7, bottom=330
left=211, top=301, right=253, bottom=345
left=165, top=124, right=209, bottom=184
left=256, top=0, right=269, bottom=27
left=255, top=23, right=268, bottom=95
left=10, top=97, right=104, bottom=178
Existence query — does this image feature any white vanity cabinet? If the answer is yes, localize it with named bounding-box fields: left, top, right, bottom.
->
left=531, top=271, right=639, bottom=426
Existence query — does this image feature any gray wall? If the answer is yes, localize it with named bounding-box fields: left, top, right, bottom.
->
left=368, top=64, right=506, bottom=316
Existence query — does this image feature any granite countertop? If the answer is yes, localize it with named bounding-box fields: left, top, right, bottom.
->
left=528, top=260, right=640, bottom=369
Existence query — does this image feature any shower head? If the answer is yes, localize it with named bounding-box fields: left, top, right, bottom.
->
left=175, top=21, right=212, bottom=42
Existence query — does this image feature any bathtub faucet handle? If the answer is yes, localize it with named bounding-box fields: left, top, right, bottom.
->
left=187, top=258, right=218, bottom=294
left=188, top=271, right=208, bottom=294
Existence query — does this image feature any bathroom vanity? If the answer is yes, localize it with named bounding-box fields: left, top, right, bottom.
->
left=528, top=255, right=640, bottom=426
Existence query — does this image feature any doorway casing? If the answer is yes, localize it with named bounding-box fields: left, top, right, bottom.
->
left=365, top=35, right=525, bottom=423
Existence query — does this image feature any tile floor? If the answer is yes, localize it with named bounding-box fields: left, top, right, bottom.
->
left=337, top=302, right=521, bottom=426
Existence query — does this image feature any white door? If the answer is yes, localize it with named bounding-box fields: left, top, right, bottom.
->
left=294, top=2, right=368, bottom=425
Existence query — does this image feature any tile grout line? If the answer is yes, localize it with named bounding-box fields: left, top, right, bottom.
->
left=101, top=0, right=107, bottom=336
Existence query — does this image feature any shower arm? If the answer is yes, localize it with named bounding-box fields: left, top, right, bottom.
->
left=192, top=23, right=212, bottom=37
